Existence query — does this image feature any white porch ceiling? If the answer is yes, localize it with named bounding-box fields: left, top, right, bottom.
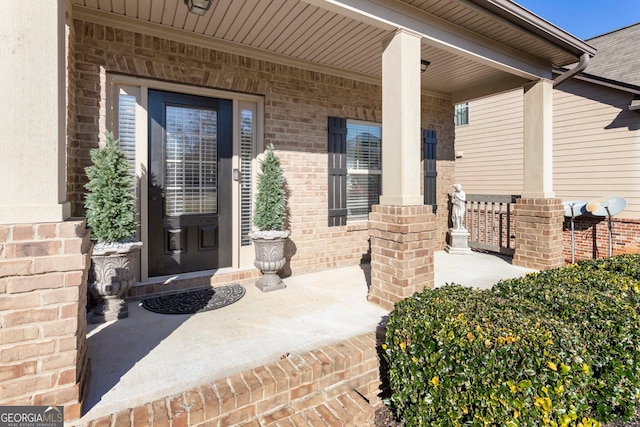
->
left=71, top=0, right=588, bottom=100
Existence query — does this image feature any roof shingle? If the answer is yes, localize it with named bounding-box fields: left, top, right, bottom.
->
left=584, top=23, right=640, bottom=87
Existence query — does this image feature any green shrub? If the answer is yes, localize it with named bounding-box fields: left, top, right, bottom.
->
left=84, top=132, right=137, bottom=243
left=577, top=254, right=640, bottom=282
left=494, top=265, right=640, bottom=422
left=384, top=285, right=597, bottom=427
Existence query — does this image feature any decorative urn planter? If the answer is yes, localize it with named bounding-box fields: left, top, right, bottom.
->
left=83, top=132, right=140, bottom=323
left=88, top=241, right=143, bottom=323
left=250, top=144, right=289, bottom=292
left=249, top=230, right=290, bottom=292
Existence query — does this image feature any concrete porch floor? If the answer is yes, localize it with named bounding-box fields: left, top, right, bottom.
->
left=73, top=250, right=535, bottom=424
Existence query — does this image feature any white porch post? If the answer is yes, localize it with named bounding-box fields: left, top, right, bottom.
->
left=368, top=28, right=435, bottom=310
left=379, top=28, right=423, bottom=206
left=522, top=78, right=554, bottom=199
left=513, top=78, right=564, bottom=270
left=0, top=0, right=70, bottom=224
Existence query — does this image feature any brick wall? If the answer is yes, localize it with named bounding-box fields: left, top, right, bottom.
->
left=66, top=6, right=78, bottom=212
left=368, top=205, right=436, bottom=310
left=434, top=160, right=456, bottom=249
left=71, top=20, right=455, bottom=277
left=563, top=216, right=640, bottom=263
left=513, top=198, right=564, bottom=270
left=424, top=91, right=456, bottom=250
left=0, top=219, right=91, bottom=421
left=70, top=332, right=381, bottom=426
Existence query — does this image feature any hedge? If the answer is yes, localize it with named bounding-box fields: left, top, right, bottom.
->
left=384, top=255, right=640, bottom=426
left=384, top=286, right=597, bottom=426
left=577, top=254, right=640, bottom=282
left=494, top=266, right=640, bottom=421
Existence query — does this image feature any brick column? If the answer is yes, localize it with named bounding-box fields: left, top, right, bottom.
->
left=368, top=205, right=435, bottom=311
left=0, top=219, right=91, bottom=421
left=513, top=198, right=564, bottom=270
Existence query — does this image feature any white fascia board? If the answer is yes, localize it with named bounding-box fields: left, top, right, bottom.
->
left=305, top=0, right=552, bottom=80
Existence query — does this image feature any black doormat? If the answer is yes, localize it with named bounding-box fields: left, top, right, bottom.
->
left=141, top=284, right=245, bottom=315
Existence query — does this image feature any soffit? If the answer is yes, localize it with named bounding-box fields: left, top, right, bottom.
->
left=401, top=0, right=581, bottom=66
left=70, top=0, right=582, bottom=97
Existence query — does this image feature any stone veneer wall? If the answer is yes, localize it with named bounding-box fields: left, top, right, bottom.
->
left=562, top=216, right=640, bottom=263
left=70, top=20, right=455, bottom=278
left=69, top=332, right=381, bottom=427
left=0, top=219, right=91, bottom=421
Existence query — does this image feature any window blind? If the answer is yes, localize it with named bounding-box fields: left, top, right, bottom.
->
left=240, top=109, right=254, bottom=246
left=164, top=106, right=218, bottom=216
left=118, top=94, right=137, bottom=192
left=346, top=122, right=381, bottom=221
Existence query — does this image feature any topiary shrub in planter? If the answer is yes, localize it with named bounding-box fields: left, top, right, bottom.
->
left=248, top=144, right=290, bottom=292
left=85, top=132, right=142, bottom=323
left=383, top=285, right=597, bottom=426
left=494, top=265, right=640, bottom=422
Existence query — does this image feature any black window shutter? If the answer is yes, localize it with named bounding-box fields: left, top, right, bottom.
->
left=423, top=129, right=437, bottom=211
left=328, top=117, right=347, bottom=226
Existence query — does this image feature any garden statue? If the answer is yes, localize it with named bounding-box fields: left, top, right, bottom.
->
left=451, top=183, right=466, bottom=231
left=446, top=184, right=472, bottom=254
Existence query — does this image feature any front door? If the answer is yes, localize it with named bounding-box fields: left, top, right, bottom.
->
left=148, top=90, right=232, bottom=276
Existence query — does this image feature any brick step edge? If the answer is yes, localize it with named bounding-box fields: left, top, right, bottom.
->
left=71, top=331, right=382, bottom=426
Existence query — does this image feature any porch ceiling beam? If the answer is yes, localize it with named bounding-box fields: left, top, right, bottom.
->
left=304, top=0, right=553, bottom=80
left=452, top=74, right=529, bottom=103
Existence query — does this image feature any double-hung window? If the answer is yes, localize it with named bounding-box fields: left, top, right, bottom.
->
left=328, top=117, right=381, bottom=225
left=346, top=121, right=381, bottom=221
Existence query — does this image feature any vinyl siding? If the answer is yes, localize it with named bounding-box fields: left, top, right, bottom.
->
left=454, top=89, right=524, bottom=195
left=553, top=80, right=640, bottom=219
left=454, top=81, right=640, bottom=218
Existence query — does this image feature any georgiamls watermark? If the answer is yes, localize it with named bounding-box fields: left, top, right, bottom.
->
left=0, top=406, right=63, bottom=427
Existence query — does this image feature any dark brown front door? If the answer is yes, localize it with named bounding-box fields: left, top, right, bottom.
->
left=148, top=90, right=232, bottom=276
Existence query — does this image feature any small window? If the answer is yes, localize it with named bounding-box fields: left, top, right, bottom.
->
left=118, top=93, right=137, bottom=188
left=454, top=102, right=469, bottom=126
left=346, top=121, right=381, bottom=221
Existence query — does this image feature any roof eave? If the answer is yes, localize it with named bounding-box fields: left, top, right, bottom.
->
left=552, top=68, right=640, bottom=95
left=467, top=0, right=597, bottom=60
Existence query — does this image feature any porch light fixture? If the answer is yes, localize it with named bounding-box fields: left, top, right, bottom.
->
left=421, top=60, right=431, bottom=73
left=184, top=0, right=214, bottom=15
